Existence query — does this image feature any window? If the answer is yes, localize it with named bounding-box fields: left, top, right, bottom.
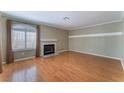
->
left=12, top=22, right=36, bottom=51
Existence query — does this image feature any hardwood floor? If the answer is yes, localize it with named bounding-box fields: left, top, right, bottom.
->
left=0, top=51, right=124, bottom=82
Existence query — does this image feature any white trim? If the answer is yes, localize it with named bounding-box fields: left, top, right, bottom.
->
left=69, top=50, right=121, bottom=61
left=41, top=39, right=58, bottom=42
left=14, top=56, right=35, bottom=62
left=121, top=60, right=124, bottom=71
left=69, top=32, right=122, bottom=38
left=2, top=56, right=35, bottom=64
left=58, top=50, right=68, bottom=53
left=41, top=42, right=57, bottom=57
left=70, top=20, right=122, bottom=31
left=70, top=50, right=124, bottom=71
left=41, top=53, right=58, bottom=58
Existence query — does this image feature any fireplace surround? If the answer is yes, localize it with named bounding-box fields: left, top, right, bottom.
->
left=41, top=39, right=57, bottom=57
left=44, top=44, right=55, bottom=55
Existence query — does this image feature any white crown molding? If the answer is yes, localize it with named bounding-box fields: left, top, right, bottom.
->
left=69, top=20, right=122, bottom=31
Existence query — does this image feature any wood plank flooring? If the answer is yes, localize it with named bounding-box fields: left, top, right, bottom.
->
left=0, top=51, right=124, bottom=82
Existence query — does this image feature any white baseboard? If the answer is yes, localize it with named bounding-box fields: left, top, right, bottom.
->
left=58, top=50, right=68, bottom=53
left=41, top=53, right=59, bottom=58
left=15, top=56, right=35, bottom=62
left=69, top=50, right=121, bottom=61
left=70, top=50, right=124, bottom=71
left=121, top=59, right=124, bottom=71
left=2, top=56, right=35, bottom=64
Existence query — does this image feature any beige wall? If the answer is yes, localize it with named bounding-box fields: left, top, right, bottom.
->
left=122, top=18, right=124, bottom=67
left=0, top=14, right=2, bottom=52
left=40, top=25, right=68, bottom=53
left=1, top=16, right=68, bottom=62
left=69, top=22, right=123, bottom=59
left=1, top=16, right=7, bottom=62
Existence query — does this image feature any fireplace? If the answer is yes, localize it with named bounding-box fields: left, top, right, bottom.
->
left=43, top=44, right=55, bottom=56
left=41, top=39, right=57, bottom=57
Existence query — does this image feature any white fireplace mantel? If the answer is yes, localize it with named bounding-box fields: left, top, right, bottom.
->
left=41, top=39, right=58, bottom=42
left=41, top=39, right=58, bottom=57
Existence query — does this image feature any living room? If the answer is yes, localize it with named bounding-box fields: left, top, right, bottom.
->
left=0, top=11, right=124, bottom=82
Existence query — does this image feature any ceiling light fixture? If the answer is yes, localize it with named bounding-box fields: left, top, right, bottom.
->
left=63, top=17, right=71, bottom=24
left=63, top=17, right=70, bottom=21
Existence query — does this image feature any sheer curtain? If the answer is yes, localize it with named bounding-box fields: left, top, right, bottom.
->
left=12, top=21, right=40, bottom=58
left=6, top=20, right=40, bottom=64
left=12, top=22, right=36, bottom=51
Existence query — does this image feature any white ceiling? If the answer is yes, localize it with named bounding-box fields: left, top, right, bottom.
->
left=2, top=11, right=122, bottom=30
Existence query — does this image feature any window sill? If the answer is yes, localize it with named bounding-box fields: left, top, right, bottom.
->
left=13, top=49, right=35, bottom=52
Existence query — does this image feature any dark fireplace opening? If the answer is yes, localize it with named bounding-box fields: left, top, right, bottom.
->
left=44, top=44, right=55, bottom=55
